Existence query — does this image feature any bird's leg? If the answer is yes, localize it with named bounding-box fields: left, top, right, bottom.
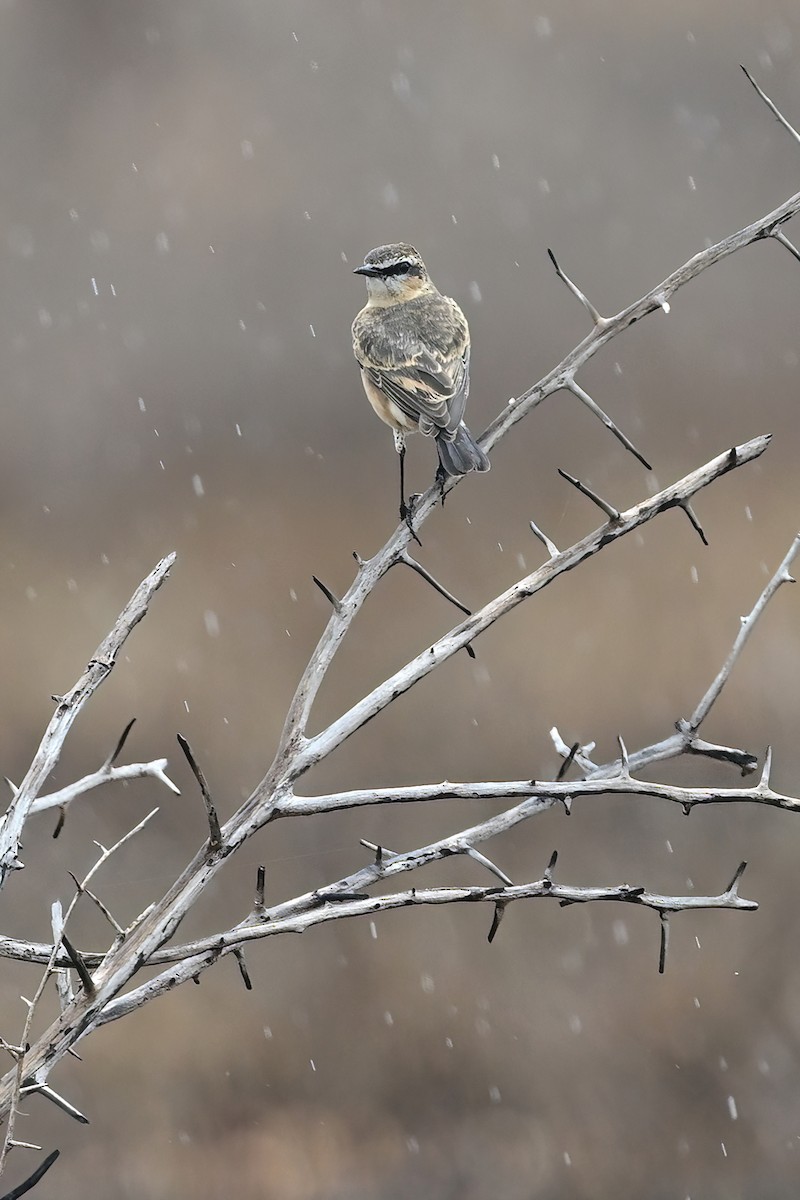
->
left=395, top=433, right=421, bottom=545
left=435, top=464, right=448, bottom=507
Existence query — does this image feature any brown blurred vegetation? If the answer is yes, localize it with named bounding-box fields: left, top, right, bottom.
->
left=2, top=1, right=800, bottom=1197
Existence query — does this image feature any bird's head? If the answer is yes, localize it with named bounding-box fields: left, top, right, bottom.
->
left=354, top=243, right=435, bottom=305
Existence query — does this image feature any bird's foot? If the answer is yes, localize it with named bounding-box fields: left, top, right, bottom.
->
left=400, top=495, right=422, bottom=546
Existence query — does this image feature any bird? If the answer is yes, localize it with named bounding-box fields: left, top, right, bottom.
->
left=352, top=243, right=489, bottom=527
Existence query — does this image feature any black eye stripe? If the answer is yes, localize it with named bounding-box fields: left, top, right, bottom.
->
left=377, top=261, right=415, bottom=277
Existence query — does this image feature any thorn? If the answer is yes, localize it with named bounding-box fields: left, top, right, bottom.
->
left=772, top=229, right=800, bottom=264
left=21, top=1083, right=90, bottom=1125
left=464, top=845, right=513, bottom=886
left=726, top=861, right=747, bottom=896
left=4, top=777, right=18, bottom=797
left=617, top=735, right=630, bottom=775
left=658, top=912, right=670, bottom=975
left=254, top=865, right=266, bottom=917
left=104, top=717, right=137, bottom=769
left=543, top=850, right=558, bottom=886
left=352, top=550, right=366, bottom=567
left=547, top=248, right=605, bottom=326
left=61, top=934, right=95, bottom=997
left=557, top=469, right=620, bottom=521
left=52, top=807, right=66, bottom=839
left=565, top=378, right=652, bottom=470
left=177, top=734, right=222, bottom=852
left=311, top=575, right=342, bottom=614
left=234, top=948, right=252, bottom=991
left=529, top=518, right=559, bottom=558
left=678, top=500, right=708, bottom=546
left=0, top=1147, right=60, bottom=1197
left=556, top=743, right=579, bottom=782
left=398, top=551, right=471, bottom=616
left=374, top=844, right=384, bottom=866
left=488, top=902, right=506, bottom=944
left=759, top=746, right=773, bottom=791
left=465, top=642, right=476, bottom=660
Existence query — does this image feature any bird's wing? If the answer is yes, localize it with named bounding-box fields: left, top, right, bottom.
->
left=364, top=343, right=469, bottom=439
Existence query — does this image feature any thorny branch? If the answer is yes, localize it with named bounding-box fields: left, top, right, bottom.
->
left=1, top=67, right=800, bottom=1180
left=0, top=554, right=176, bottom=884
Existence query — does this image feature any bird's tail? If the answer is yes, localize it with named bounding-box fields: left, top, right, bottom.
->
left=436, top=422, right=490, bottom=477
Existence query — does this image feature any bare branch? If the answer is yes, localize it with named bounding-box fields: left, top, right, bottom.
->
left=295, top=438, right=770, bottom=771
left=29, top=759, right=179, bottom=817
left=686, top=532, right=800, bottom=730
left=0, top=553, right=175, bottom=885
left=94, top=864, right=756, bottom=1022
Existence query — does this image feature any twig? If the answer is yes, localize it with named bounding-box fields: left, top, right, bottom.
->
left=0, top=809, right=157, bottom=1175
left=29, top=758, right=179, bottom=816
left=686, top=532, right=799, bottom=730
left=741, top=65, right=800, bottom=147
left=0, top=554, right=175, bottom=885
left=94, top=864, right=757, bottom=1022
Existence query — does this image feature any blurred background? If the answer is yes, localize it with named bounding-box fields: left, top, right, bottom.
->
left=1, top=1, right=800, bottom=1196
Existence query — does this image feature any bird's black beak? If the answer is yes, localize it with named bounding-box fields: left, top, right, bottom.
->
left=354, top=264, right=382, bottom=277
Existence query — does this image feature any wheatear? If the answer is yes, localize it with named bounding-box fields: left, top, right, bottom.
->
left=352, top=243, right=489, bottom=525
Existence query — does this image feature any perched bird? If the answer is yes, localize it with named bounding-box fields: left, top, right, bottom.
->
left=352, top=243, right=489, bottom=524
